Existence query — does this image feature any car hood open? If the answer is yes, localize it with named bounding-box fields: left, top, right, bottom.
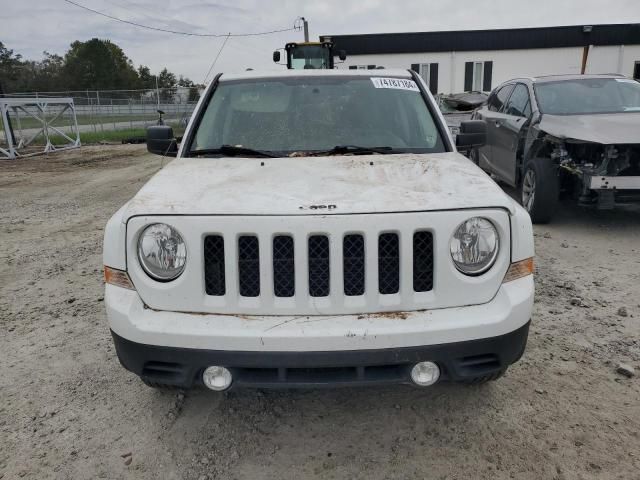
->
left=123, top=152, right=514, bottom=218
left=539, top=112, right=640, bottom=144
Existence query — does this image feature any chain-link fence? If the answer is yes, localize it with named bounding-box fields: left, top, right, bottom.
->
left=0, top=87, right=203, bottom=147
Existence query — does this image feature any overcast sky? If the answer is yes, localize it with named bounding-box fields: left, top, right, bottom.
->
left=3, top=0, right=640, bottom=83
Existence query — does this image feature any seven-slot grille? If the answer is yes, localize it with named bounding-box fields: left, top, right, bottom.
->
left=203, top=232, right=433, bottom=298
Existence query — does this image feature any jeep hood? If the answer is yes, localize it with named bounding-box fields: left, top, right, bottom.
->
left=124, top=152, right=514, bottom=217
left=538, top=112, right=640, bottom=144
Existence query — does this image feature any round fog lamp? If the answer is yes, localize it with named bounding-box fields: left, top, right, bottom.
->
left=202, top=366, right=232, bottom=391
left=410, top=361, right=440, bottom=386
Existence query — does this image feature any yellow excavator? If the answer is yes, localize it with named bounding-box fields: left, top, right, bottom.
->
left=273, top=19, right=346, bottom=69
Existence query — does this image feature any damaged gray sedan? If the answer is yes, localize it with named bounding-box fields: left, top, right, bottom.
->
left=471, top=74, right=640, bottom=223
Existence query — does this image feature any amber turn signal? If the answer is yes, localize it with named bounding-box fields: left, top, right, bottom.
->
left=104, top=266, right=135, bottom=290
left=502, top=257, right=534, bottom=283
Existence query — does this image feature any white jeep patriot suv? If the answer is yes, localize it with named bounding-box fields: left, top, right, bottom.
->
left=104, top=69, right=534, bottom=391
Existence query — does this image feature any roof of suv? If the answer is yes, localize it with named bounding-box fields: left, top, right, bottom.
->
left=531, top=73, right=626, bottom=83
left=220, top=68, right=413, bottom=82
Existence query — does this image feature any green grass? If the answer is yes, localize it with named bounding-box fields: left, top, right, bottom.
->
left=80, top=128, right=147, bottom=143
left=45, top=125, right=186, bottom=145
left=10, top=114, right=188, bottom=129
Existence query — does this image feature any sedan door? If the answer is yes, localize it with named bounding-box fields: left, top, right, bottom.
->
left=475, top=84, right=514, bottom=174
left=490, top=83, right=532, bottom=186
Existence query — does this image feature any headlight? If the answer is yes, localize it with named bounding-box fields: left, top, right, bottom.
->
left=450, top=217, right=499, bottom=275
left=137, top=223, right=187, bottom=281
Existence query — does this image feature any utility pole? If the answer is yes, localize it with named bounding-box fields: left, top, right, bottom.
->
left=302, top=17, right=309, bottom=42
left=155, top=75, right=160, bottom=110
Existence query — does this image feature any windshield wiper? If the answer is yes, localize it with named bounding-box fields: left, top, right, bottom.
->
left=311, top=145, right=395, bottom=156
left=189, top=145, right=278, bottom=158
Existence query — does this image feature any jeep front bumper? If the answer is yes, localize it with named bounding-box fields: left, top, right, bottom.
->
left=106, top=275, right=533, bottom=388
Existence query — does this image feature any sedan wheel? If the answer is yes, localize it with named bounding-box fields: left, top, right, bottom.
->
left=520, top=158, right=559, bottom=224
left=468, top=148, right=479, bottom=165
left=522, top=169, right=536, bottom=213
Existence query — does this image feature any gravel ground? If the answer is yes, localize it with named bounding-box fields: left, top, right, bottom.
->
left=1, top=145, right=639, bottom=480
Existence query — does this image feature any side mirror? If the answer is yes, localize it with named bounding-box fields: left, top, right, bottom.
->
left=338, top=50, right=347, bottom=61
left=147, top=125, right=178, bottom=157
left=273, top=50, right=281, bottom=63
left=456, top=120, right=487, bottom=150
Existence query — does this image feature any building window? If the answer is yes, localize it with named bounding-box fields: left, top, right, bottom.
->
left=634, top=61, right=640, bottom=81
left=419, top=63, right=430, bottom=85
left=473, top=62, right=483, bottom=91
left=464, top=61, right=493, bottom=92
left=411, top=63, right=439, bottom=94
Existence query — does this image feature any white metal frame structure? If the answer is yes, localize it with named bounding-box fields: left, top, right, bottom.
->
left=0, top=97, right=80, bottom=160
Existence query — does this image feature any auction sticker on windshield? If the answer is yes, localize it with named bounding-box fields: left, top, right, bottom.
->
left=371, top=77, right=420, bottom=92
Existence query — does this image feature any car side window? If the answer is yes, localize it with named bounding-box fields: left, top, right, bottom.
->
left=487, top=85, right=514, bottom=112
left=504, top=84, right=532, bottom=118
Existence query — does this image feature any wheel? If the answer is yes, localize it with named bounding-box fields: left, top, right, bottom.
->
left=468, top=147, right=480, bottom=165
left=141, top=377, right=181, bottom=391
left=462, top=369, right=506, bottom=385
left=520, top=157, right=559, bottom=224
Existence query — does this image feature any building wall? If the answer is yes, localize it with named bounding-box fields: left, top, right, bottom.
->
left=341, top=45, right=640, bottom=94
left=585, top=44, right=640, bottom=77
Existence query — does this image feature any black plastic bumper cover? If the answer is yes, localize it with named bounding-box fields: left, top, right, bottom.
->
left=112, top=321, right=529, bottom=389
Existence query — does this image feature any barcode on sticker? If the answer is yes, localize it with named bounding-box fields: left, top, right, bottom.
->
left=371, top=77, right=420, bottom=91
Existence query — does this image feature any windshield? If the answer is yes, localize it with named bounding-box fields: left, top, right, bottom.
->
left=290, top=45, right=330, bottom=69
left=189, top=76, right=446, bottom=155
left=535, top=78, right=640, bottom=115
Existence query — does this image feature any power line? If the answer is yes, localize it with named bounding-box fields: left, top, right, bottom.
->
left=202, top=34, right=231, bottom=85
left=62, top=0, right=297, bottom=38
left=99, top=0, right=169, bottom=25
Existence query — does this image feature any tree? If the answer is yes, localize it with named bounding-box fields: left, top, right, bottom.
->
left=156, top=68, right=177, bottom=88
left=177, top=75, right=201, bottom=102
left=177, top=76, right=194, bottom=87
left=137, top=65, right=155, bottom=89
left=0, top=42, right=24, bottom=93
left=155, top=67, right=177, bottom=102
left=32, top=52, right=65, bottom=91
left=63, top=38, right=139, bottom=90
left=0, top=39, right=191, bottom=95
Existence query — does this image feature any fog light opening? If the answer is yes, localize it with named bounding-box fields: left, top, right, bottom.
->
left=410, top=361, right=440, bottom=387
left=202, top=366, right=232, bottom=391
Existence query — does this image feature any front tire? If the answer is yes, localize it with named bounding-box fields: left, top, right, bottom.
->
left=520, top=157, right=559, bottom=224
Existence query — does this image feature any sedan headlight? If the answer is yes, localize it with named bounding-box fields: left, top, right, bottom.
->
left=450, top=217, right=499, bottom=275
left=137, top=223, right=187, bottom=281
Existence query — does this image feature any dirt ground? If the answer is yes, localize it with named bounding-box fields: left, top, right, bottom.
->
left=1, top=145, right=639, bottom=480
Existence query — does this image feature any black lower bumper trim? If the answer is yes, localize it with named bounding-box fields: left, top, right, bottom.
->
left=112, top=321, right=530, bottom=389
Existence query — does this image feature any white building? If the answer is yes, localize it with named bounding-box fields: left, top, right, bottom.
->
left=321, top=24, right=640, bottom=94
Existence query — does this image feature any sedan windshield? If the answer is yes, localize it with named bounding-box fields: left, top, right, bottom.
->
left=189, top=76, right=446, bottom=155
left=535, top=78, right=640, bottom=115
